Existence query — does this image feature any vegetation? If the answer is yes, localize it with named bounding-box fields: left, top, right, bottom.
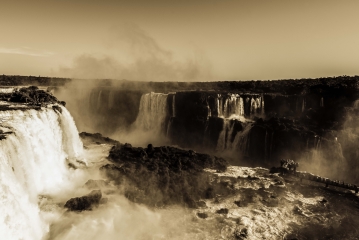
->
left=9, top=86, right=61, bottom=105
left=0, top=74, right=70, bottom=86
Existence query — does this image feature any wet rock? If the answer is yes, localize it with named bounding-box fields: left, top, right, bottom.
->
left=197, top=200, right=207, bottom=208
left=247, top=175, right=259, bottom=180
left=216, top=208, right=229, bottom=214
left=234, top=200, right=241, bottom=207
left=64, top=190, right=102, bottom=211
left=205, top=187, right=215, bottom=199
left=79, top=132, right=119, bottom=145
left=68, top=162, right=77, bottom=169
left=197, top=212, right=208, bottom=219
left=234, top=228, right=248, bottom=240
left=320, top=198, right=328, bottom=204
left=52, top=105, right=62, bottom=113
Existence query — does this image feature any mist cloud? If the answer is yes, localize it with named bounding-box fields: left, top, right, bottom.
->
left=56, top=23, right=213, bottom=81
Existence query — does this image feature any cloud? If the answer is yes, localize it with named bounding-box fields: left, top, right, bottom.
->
left=55, top=23, right=214, bottom=81
left=0, top=47, right=54, bottom=57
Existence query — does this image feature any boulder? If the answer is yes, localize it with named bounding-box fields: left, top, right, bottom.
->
left=64, top=190, right=102, bottom=211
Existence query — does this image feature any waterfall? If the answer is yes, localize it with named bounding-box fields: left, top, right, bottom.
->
left=218, top=96, right=223, bottom=117
left=96, top=90, right=103, bottom=110
left=172, top=94, right=176, bottom=117
left=216, top=120, right=230, bottom=151
left=216, top=119, right=239, bottom=151
left=261, top=97, right=265, bottom=115
left=250, top=97, right=257, bottom=114
left=0, top=106, right=83, bottom=240
left=237, top=97, right=244, bottom=116
left=216, top=94, right=246, bottom=119
left=231, top=123, right=252, bottom=155
left=225, top=94, right=241, bottom=118
left=223, top=98, right=229, bottom=117
left=249, top=96, right=263, bottom=116
left=134, top=92, right=169, bottom=134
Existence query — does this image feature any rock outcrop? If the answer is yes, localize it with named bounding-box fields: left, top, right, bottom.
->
left=64, top=190, right=102, bottom=211
left=100, top=143, right=228, bottom=207
left=79, top=132, right=119, bottom=145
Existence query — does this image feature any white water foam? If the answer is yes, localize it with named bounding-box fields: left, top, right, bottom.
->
left=0, top=106, right=83, bottom=240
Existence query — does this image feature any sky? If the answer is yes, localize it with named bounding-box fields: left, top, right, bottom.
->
left=1, top=0, right=359, bottom=81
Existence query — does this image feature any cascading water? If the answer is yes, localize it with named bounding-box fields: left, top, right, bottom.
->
left=237, top=96, right=244, bottom=116
left=250, top=96, right=263, bottom=116
left=133, top=92, right=169, bottom=135
left=216, top=120, right=230, bottom=151
left=216, top=119, right=239, bottom=152
left=261, top=98, right=265, bottom=114
left=215, top=94, right=264, bottom=152
left=0, top=105, right=83, bottom=240
left=217, top=95, right=223, bottom=117
left=216, top=94, right=245, bottom=119
left=231, top=123, right=252, bottom=156
left=96, top=90, right=103, bottom=110
left=172, top=94, right=176, bottom=117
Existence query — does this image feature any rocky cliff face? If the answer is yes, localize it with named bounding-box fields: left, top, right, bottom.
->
left=54, top=77, right=359, bottom=181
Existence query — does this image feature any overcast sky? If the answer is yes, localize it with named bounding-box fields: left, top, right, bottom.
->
left=1, top=0, right=359, bottom=81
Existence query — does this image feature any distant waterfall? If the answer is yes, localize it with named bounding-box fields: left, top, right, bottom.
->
left=216, top=119, right=240, bottom=151
left=216, top=120, right=230, bottom=151
left=217, top=94, right=245, bottom=118
left=0, top=106, right=83, bottom=240
left=231, top=124, right=252, bottom=155
left=238, top=97, right=245, bottom=116
left=134, top=92, right=169, bottom=134
left=217, top=96, right=223, bottom=117
left=216, top=94, right=263, bottom=119
left=249, top=96, right=264, bottom=116
left=172, top=94, right=176, bottom=117
left=96, top=90, right=103, bottom=110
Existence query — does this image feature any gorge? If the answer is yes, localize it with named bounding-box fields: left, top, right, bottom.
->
left=54, top=76, right=359, bottom=181
left=1, top=77, right=359, bottom=239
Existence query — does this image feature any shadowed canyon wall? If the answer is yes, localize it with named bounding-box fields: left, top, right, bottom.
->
left=54, top=77, right=359, bottom=181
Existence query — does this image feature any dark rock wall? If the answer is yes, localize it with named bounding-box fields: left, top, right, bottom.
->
left=86, top=88, right=143, bottom=136
left=53, top=78, right=359, bottom=179
left=75, top=88, right=356, bottom=166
